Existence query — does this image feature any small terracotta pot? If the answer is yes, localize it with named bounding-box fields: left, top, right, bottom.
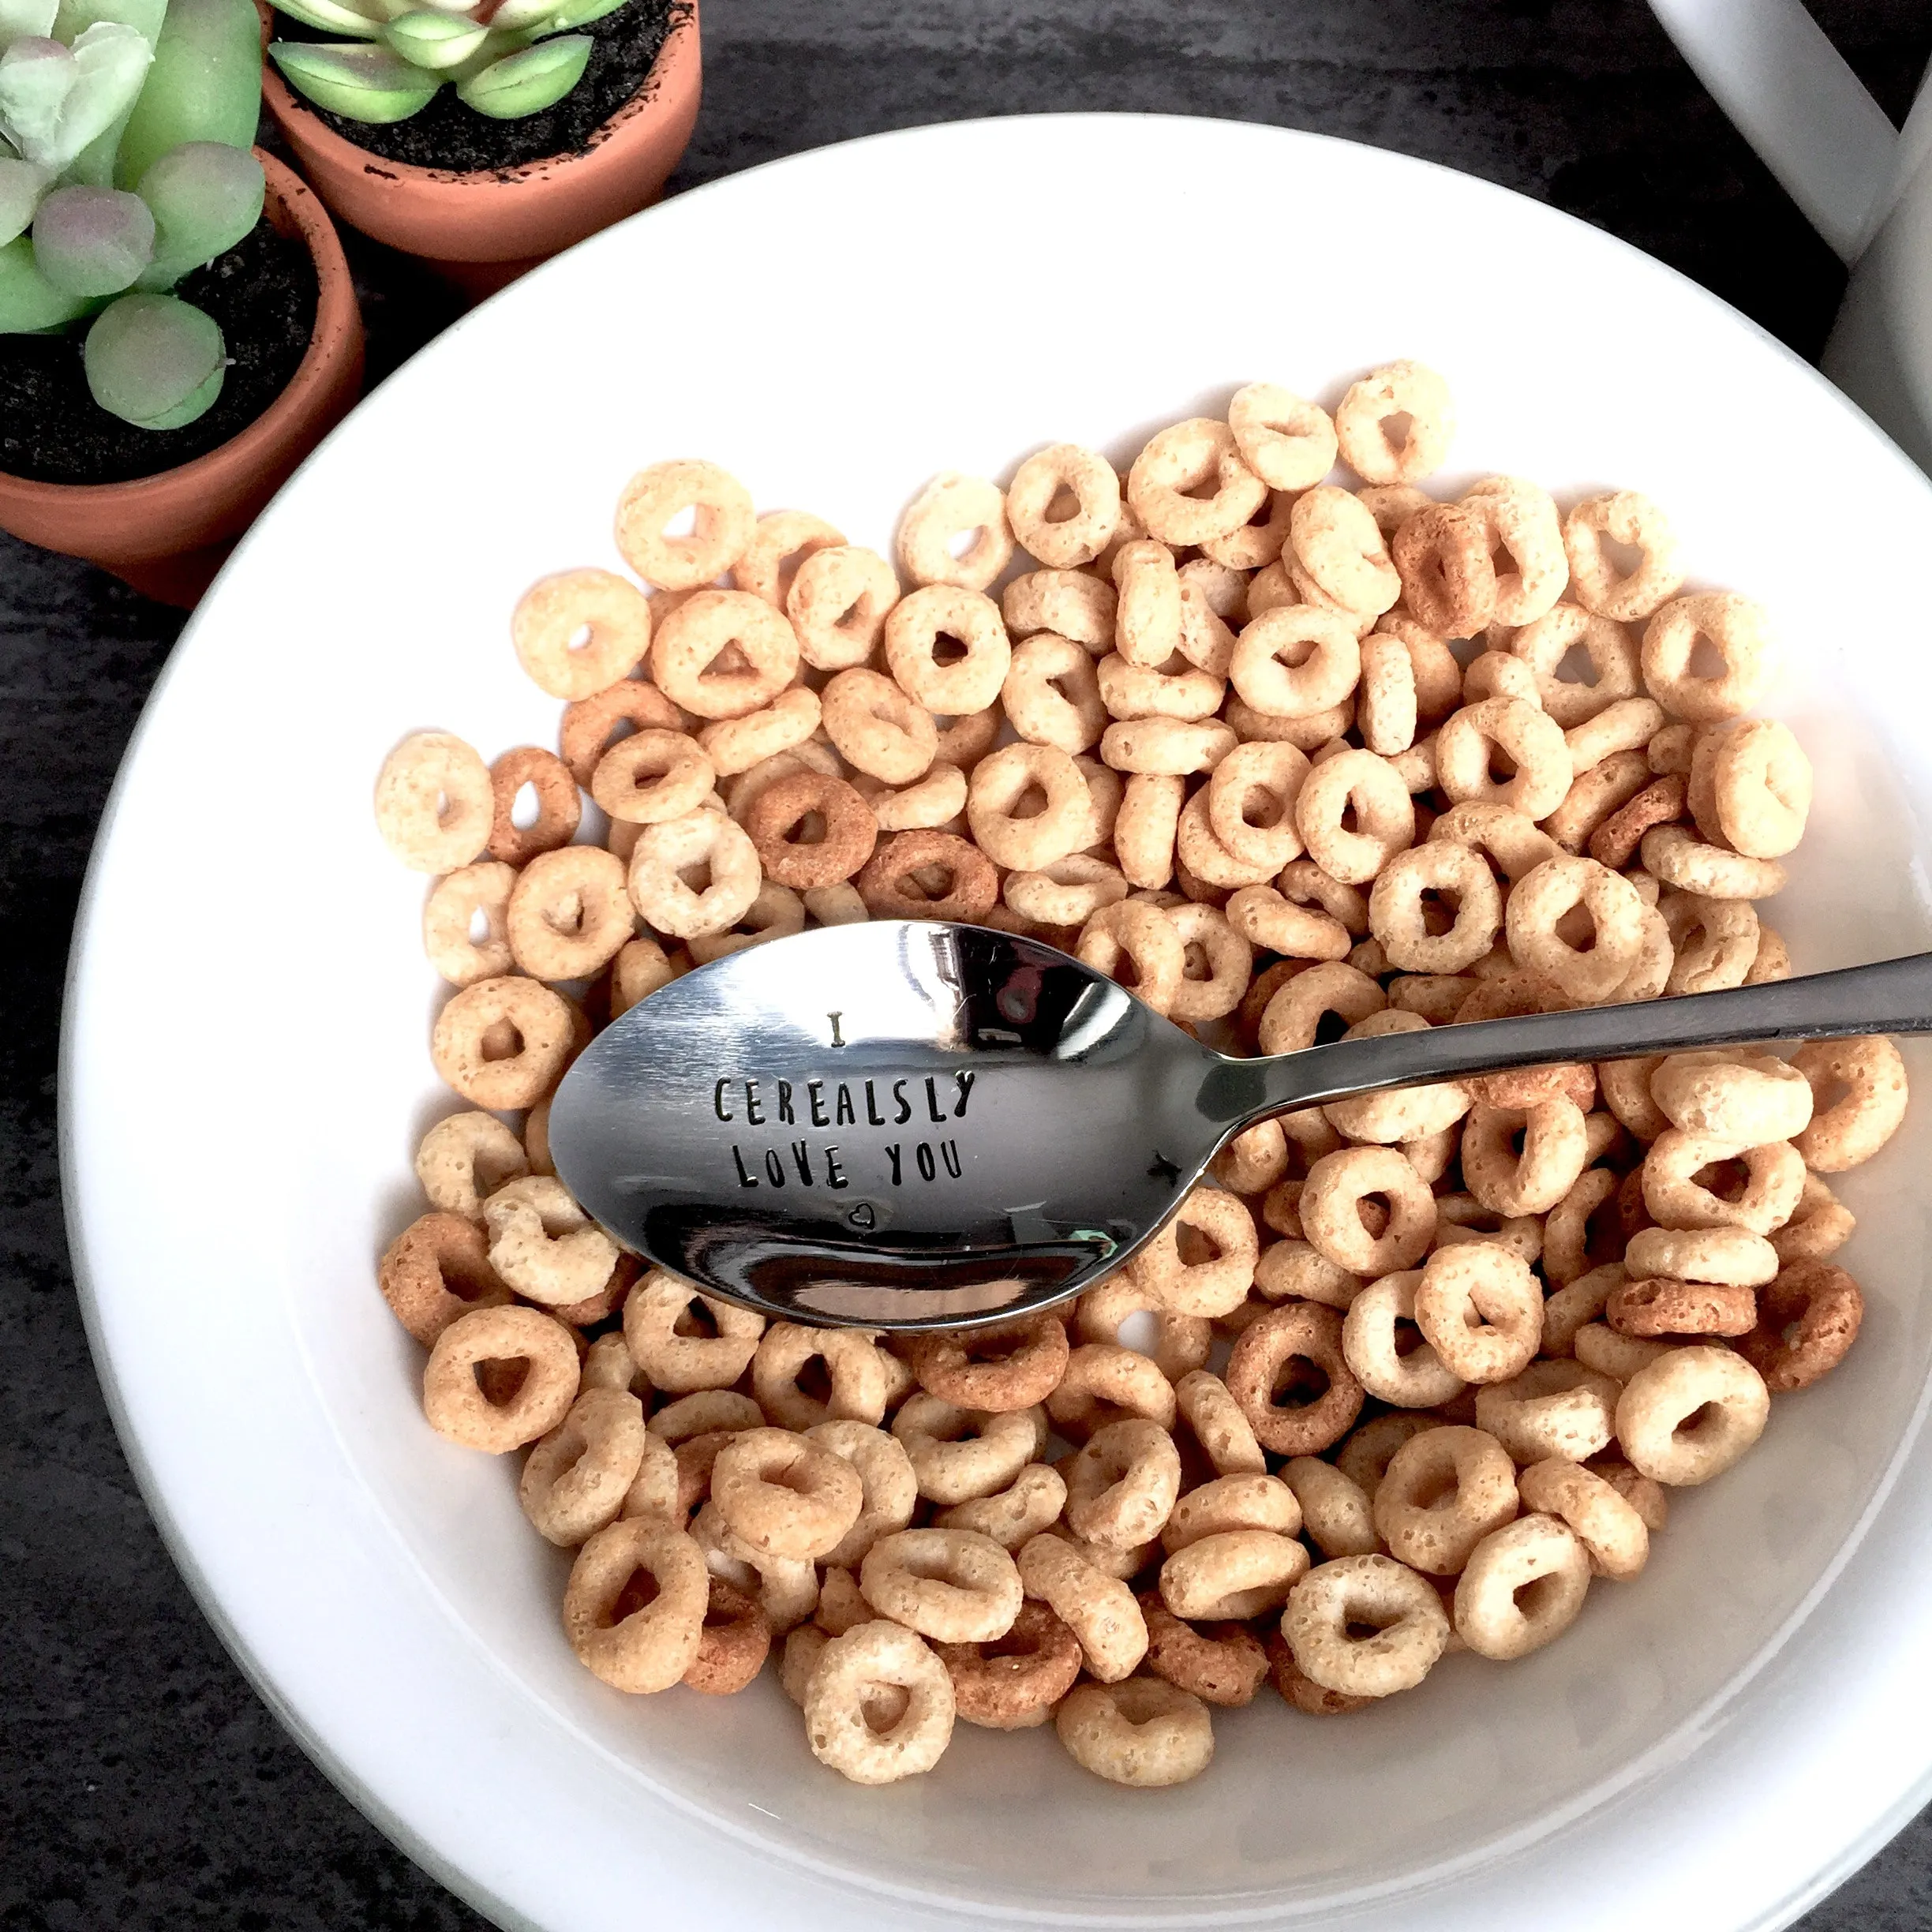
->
left=263, top=0, right=701, bottom=284
left=0, top=152, right=365, bottom=608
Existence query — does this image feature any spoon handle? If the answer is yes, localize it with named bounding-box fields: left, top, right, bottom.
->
left=1210, top=949, right=1932, bottom=1129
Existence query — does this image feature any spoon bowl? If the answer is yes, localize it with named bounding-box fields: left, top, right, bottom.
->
left=549, top=919, right=1932, bottom=1327
left=552, top=921, right=1188, bottom=1325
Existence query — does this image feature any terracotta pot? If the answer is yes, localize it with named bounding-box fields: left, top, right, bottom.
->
left=263, top=0, right=701, bottom=284
left=0, top=152, right=365, bottom=608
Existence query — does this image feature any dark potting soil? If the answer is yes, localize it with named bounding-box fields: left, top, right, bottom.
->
left=0, top=218, right=317, bottom=487
left=279, top=0, right=686, bottom=174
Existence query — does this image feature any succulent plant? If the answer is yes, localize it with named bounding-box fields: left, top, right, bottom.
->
left=267, top=0, right=626, bottom=124
left=0, top=0, right=264, bottom=432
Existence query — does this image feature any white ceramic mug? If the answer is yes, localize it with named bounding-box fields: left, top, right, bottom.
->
left=1649, top=0, right=1932, bottom=470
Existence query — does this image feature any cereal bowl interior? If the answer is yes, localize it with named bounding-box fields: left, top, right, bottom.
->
left=64, top=117, right=1932, bottom=1932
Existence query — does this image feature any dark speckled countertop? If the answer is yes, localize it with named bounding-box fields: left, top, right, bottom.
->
left=6, top=4, right=1932, bottom=1926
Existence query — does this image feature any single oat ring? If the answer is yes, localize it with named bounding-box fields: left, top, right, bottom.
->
left=369, top=359, right=1915, bottom=1792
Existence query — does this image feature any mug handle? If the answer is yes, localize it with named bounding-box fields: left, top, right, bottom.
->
left=1646, top=0, right=1896, bottom=262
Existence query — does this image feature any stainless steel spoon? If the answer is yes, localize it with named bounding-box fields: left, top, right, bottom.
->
left=548, top=920, right=1932, bottom=1331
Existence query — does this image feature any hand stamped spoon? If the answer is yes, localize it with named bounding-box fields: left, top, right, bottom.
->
left=548, top=920, right=1932, bottom=1331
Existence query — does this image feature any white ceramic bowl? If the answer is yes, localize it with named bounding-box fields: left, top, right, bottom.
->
left=63, top=114, right=1932, bottom=1931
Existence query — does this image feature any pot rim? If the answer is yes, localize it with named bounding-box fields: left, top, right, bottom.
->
left=0, top=150, right=357, bottom=509
left=260, top=0, right=696, bottom=193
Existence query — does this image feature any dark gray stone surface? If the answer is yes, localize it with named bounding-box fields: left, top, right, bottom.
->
left=6, top=3, right=1932, bottom=1926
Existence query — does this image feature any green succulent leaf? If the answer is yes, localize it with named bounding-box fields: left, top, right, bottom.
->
left=443, top=30, right=509, bottom=79
left=454, top=30, right=586, bottom=117
left=52, top=0, right=165, bottom=46
left=0, top=227, right=91, bottom=328
left=0, top=0, right=58, bottom=50
left=32, top=178, right=151, bottom=293
left=269, top=39, right=444, bottom=120
left=0, top=36, right=75, bottom=166
left=0, top=152, right=47, bottom=243
left=382, top=9, right=489, bottom=70
left=525, top=0, right=626, bottom=33
left=50, top=0, right=165, bottom=182
left=113, top=0, right=261, bottom=188
left=0, top=24, right=152, bottom=173
left=84, top=288, right=224, bottom=426
left=483, top=0, right=564, bottom=32
left=54, top=19, right=148, bottom=159
left=135, top=139, right=262, bottom=289
left=267, top=0, right=385, bottom=36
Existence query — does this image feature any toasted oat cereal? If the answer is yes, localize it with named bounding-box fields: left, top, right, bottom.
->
left=374, top=364, right=1904, bottom=1792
